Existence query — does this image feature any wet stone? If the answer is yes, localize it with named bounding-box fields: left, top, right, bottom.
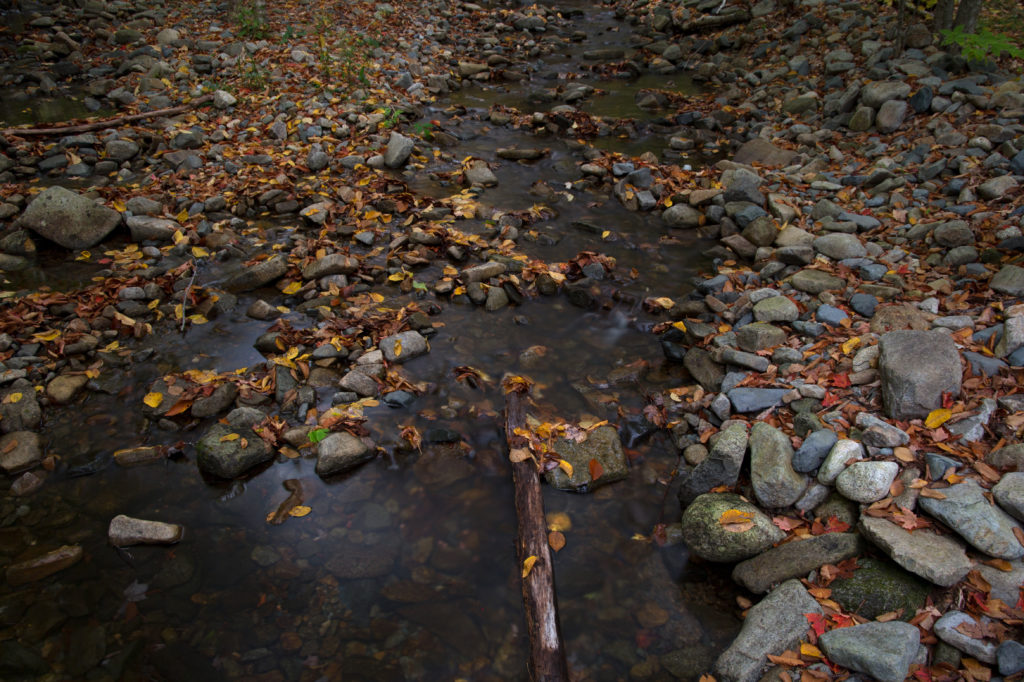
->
left=15, top=185, right=121, bottom=250
left=380, top=330, right=428, bottom=363
left=819, top=621, right=920, bottom=682
left=858, top=516, right=971, bottom=586
left=732, top=533, right=861, bottom=594
left=919, top=479, right=1024, bottom=559
left=545, top=426, right=627, bottom=493
left=108, top=515, right=183, bottom=547
left=45, top=374, right=88, bottom=404
left=0, top=431, right=41, bottom=474
left=6, top=545, right=83, bottom=586
left=680, top=492, right=784, bottom=562
left=195, top=423, right=273, bottom=479
left=678, top=423, right=748, bottom=505
left=316, top=432, right=373, bottom=477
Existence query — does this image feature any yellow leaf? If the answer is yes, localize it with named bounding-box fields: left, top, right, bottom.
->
left=841, top=337, right=861, bottom=354
left=176, top=208, right=189, bottom=223
left=188, top=314, right=209, bottom=324
left=671, top=321, right=687, bottom=332
left=652, top=297, right=675, bottom=309
left=112, top=199, right=126, bottom=212
left=452, top=286, right=466, bottom=296
left=522, top=555, right=538, bottom=578
left=32, top=329, right=61, bottom=342
left=800, top=642, right=822, bottom=658
left=601, top=230, right=610, bottom=239
left=547, top=271, right=566, bottom=284
left=394, top=339, right=402, bottom=357
left=663, top=197, right=673, bottom=207
left=557, top=459, right=573, bottom=477
left=282, top=281, right=302, bottom=295
left=388, top=272, right=406, bottom=282
left=925, top=408, right=952, bottom=429
left=719, top=509, right=755, bottom=533
left=276, top=306, right=290, bottom=313
left=546, top=512, right=571, bottom=532
left=191, top=246, right=210, bottom=258
left=75, top=250, right=91, bottom=261
left=219, top=433, right=240, bottom=442
left=173, top=229, right=186, bottom=244
left=369, top=293, right=385, bottom=303
left=6, top=392, right=22, bottom=404
left=289, top=505, right=312, bottom=517
left=85, top=369, right=99, bottom=379
left=143, top=392, right=164, bottom=408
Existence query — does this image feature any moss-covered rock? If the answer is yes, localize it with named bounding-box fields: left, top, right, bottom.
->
left=829, top=557, right=930, bottom=620
left=545, top=425, right=627, bottom=493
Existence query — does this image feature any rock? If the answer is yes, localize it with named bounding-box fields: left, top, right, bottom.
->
left=749, top=422, right=807, bottom=508
left=45, top=374, right=88, bottom=404
left=977, top=559, right=1024, bottom=604
left=829, top=556, right=930, bottom=620
left=875, top=100, right=908, bottom=133
left=302, top=253, right=357, bottom=279
left=684, top=347, right=724, bottom=391
left=815, top=304, right=849, bottom=327
left=246, top=299, right=281, bottom=321
left=732, top=138, right=797, bottom=167
left=994, top=472, right=1024, bottom=522
left=222, top=256, right=288, bottom=292
left=861, top=81, right=911, bottom=108
left=195, top=423, right=273, bottom=478
left=988, top=443, right=1024, bottom=470
left=818, top=439, right=863, bottom=484
left=752, top=296, right=798, bottom=322
left=878, top=330, right=962, bottom=419
left=857, top=412, right=910, bottom=447
left=316, top=432, right=373, bottom=477
left=793, top=429, right=837, bottom=472
left=15, top=186, right=121, bottom=249
left=662, top=203, right=703, bottom=228
left=126, top=215, right=177, bottom=242
left=678, top=423, right=748, bottom=504
left=680, top=493, right=784, bottom=563
left=190, top=383, right=239, bottom=418
left=919, top=479, right=1024, bottom=559
left=0, top=432, right=41, bottom=474
left=998, top=641, right=1024, bottom=676
left=978, top=175, right=1017, bottom=201
left=727, top=387, right=788, bottom=413
left=814, top=233, right=866, bottom=259
left=790, top=269, right=844, bottom=294
left=858, top=516, right=971, bottom=586
left=6, top=545, right=83, bottom=586
left=933, top=220, right=974, bottom=247
left=379, top=331, right=428, bottom=363
left=108, top=515, right=183, bottom=546
left=545, top=426, right=628, bottom=492
left=732, top=533, right=861, bottom=594
left=325, top=539, right=397, bottom=579
left=104, top=139, right=139, bottom=161
left=212, top=89, right=236, bottom=109
left=836, top=461, right=898, bottom=503
left=736, top=322, right=786, bottom=352
left=819, top=621, right=920, bottom=682
left=991, top=265, right=1024, bottom=296
left=0, top=390, right=41, bottom=434
left=66, top=623, right=106, bottom=676
left=712, top=580, right=822, bottom=682
left=464, top=160, right=497, bottom=186
left=339, top=370, right=378, bottom=396
left=933, top=610, right=997, bottom=663
left=384, top=132, right=414, bottom=168
left=848, top=105, right=874, bottom=131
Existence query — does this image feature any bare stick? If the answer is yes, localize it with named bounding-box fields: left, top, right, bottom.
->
left=0, top=94, right=215, bottom=138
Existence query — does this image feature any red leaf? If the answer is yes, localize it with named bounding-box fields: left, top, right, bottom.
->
left=821, top=392, right=839, bottom=407
left=824, top=516, right=851, bottom=533
left=589, top=458, right=604, bottom=481
left=941, top=391, right=954, bottom=409
left=832, top=374, right=851, bottom=388
left=806, top=612, right=828, bottom=637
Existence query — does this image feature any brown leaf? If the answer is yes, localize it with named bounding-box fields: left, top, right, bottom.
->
left=919, top=487, right=947, bottom=500
left=588, top=458, right=604, bottom=481
left=548, top=531, right=566, bottom=552
left=1014, top=526, right=1024, bottom=549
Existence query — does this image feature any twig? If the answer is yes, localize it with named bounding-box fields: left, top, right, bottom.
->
left=0, top=94, right=214, bottom=138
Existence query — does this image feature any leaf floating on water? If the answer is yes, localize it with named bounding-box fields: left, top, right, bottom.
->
left=219, top=433, right=240, bottom=442
left=143, top=392, right=164, bottom=408
left=719, top=509, right=755, bottom=533
left=289, top=505, right=312, bottom=517
left=521, top=555, right=538, bottom=578
left=925, top=408, right=952, bottom=429
left=548, top=531, right=566, bottom=552
left=557, top=459, right=573, bottom=477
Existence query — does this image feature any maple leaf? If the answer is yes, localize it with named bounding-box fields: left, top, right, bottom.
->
left=806, top=612, right=828, bottom=637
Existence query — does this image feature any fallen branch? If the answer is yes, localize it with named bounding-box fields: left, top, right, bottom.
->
left=504, top=387, right=570, bottom=682
left=0, top=94, right=214, bottom=138
left=677, top=8, right=751, bottom=34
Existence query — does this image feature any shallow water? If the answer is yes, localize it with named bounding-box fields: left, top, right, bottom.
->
left=0, top=2, right=743, bottom=680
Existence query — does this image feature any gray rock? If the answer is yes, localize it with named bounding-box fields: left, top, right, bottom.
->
left=0, top=432, right=41, bottom=474
left=727, top=387, right=788, bottom=413
left=819, top=621, right=920, bottom=682
left=978, top=175, right=1017, bottom=201
left=818, top=439, right=864, bottom=484
left=933, top=610, right=997, bottom=663
left=712, top=580, right=822, bottom=682
left=126, top=215, right=178, bottom=242
left=316, top=432, right=373, bottom=477
left=384, top=132, right=414, bottom=168
left=545, top=426, right=628, bottom=492
left=934, top=220, right=974, bottom=247
left=339, top=370, right=378, bottom=396
left=815, top=304, right=849, bottom=327
left=681, top=493, right=783, bottom=563
left=991, top=265, right=1024, bottom=296
left=732, top=533, right=861, bottom=594
left=196, top=423, right=273, bottom=478
left=679, top=423, right=748, bottom=504
left=848, top=106, right=874, bottom=131
left=464, top=160, right=497, bottom=186
left=684, top=347, right=724, bottom=391
left=302, top=254, right=357, bottom=279
left=45, top=374, right=88, bottom=404
left=998, top=640, right=1024, bottom=676
left=662, top=203, right=703, bottom=228
left=947, top=398, right=997, bottom=442
left=875, top=100, right=908, bottom=133
left=830, top=556, right=929, bottom=619
left=859, top=516, right=971, bottom=586
left=993, top=471, right=1024, bottom=522
left=749, top=422, right=807, bottom=508
left=16, top=186, right=121, bottom=249
left=988, top=443, right=1024, bottom=471
left=861, top=80, right=912, bottom=108
left=919, top=479, right=1024, bottom=559
left=212, top=89, right=236, bottom=109
left=793, top=429, right=837, bottom=472
left=108, top=515, right=183, bottom=546
left=191, top=383, right=239, bottom=419
left=857, top=412, right=910, bottom=446
left=223, top=256, right=288, bottom=292
left=878, top=330, right=962, bottom=419
left=752, top=296, right=799, bottom=322
left=790, top=269, right=844, bottom=293
left=977, top=559, right=1024, bottom=605
left=732, top=138, right=797, bottom=167
left=814, top=233, right=866, bottom=260
left=836, top=461, right=898, bottom=502
left=104, top=139, right=139, bottom=161
left=379, top=331, right=428, bottom=363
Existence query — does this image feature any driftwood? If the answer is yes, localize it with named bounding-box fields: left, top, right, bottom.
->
left=677, top=8, right=751, bottom=34
left=0, top=93, right=214, bottom=138
left=504, top=389, right=570, bottom=682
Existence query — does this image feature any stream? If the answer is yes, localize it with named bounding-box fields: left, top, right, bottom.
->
left=0, top=2, right=744, bottom=680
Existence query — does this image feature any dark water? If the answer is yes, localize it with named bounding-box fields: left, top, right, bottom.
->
left=0, top=2, right=742, bottom=680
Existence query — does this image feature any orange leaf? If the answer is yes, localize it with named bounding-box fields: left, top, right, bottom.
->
left=720, top=509, right=755, bottom=533
left=588, top=458, right=604, bottom=481
left=548, top=531, right=566, bottom=552
left=522, top=555, right=538, bottom=578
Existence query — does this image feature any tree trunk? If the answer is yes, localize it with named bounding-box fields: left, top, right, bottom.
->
left=933, top=0, right=955, bottom=32
left=504, top=390, right=570, bottom=682
left=953, top=0, right=982, bottom=33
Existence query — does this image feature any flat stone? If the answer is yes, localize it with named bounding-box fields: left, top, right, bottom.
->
left=302, top=254, right=358, bottom=279
left=878, top=330, right=962, bottom=419
left=859, top=516, right=971, bottom=586
left=934, top=610, right=997, bottom=663
left=195, top=423, right=273, bottom=478
left=126, top=215, right=177, bottom=242
left=108, top=515, right=183, bottom=547
left=836, top=461, right=898, bottom=503
left=819, top=621, right=920, bottom=682
left=732, top=533, right=862, bottom=594
left=753, top=296, right=799, bottom=322
left=991, top=265, right=1024, bottom=296
left=684, top=347, right=724, bottom=391
left=0, top=432, right=41, bottom=474
left=545, top=426, right=628, bottom=492
left=713, top=580, right=822, bottom=682
left=790, top=269, right=845, bottom=294
left=222, top=256, right=288, bottom=292
left=732, top=138, right=797, bottom=167
left=45, top=374, right=88, bottom=404
left=662, top=203, right=703, bottom=228
left=994, top=471, right=1024, bottom=522
left=814, top=233, right=867, bottom=260
left=861, top=80, right=912, bottom=108
left=15, top=186, right=121, bottom=249
left=6, top=545, right=83, bottom=586
left=727, top=387, right=788, bottom=413
left=978, top=175, right=1017, bottom=201
left=316, top=432, right=374, bottom=477
left=919, top=479, right=1024, bottom=559
left=988, top=443, right=1024, bottom=471
left=681, top=492, right=784, bottom=563
left=735, top=322, right=786, bottom=352
left=749, top=422, right=807, bottom=508
left=379, top=331, right=428, bottom=363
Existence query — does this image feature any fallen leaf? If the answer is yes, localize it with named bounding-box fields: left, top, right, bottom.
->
left=557, top=459, right=573, bottom=477
left=919, top=487, right=947, bottom=500
left=1014, top=526, right=1024, bottom=549
left=394, top=339, right=402, bottom=357
left=841, top=337, right=860, bottom=354
left=219, top=433, right=240, bottom=442
left=143, top=392, right=164, bottom=408
left=893, top=446, right=914, bottom=463
left=720, top=509, right=755, bottom=533
left=925, top=408, right=952, bottom=429
left=522, top=555, right=538, bottom=578
left=799, top=642, right=822, bottom=658
left=282, top=281, right=302, bottom=295
left=289, top=505, right=312, bottom=517
left=546, top=512, right=571, bottom=532
left=548, top=531, right=565, bottom=552
left=5, top=392, right=22, bottom=404
left=588, top=458, right=604, bottom=481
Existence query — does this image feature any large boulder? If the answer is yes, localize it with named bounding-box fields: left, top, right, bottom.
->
left=680, top=493, right=783, bottom=562
left=878, top=330, right=961, bottom=419
left=15, top=186, right=121, bottom=249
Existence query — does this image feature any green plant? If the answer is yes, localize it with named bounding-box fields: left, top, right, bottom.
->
left=234, top=2, right=270, bottom=39
left=940, top=25, right=1024, bottom=62
left=241, top=56, right=268, bottom=91
left=308, top=427, right=329, bottom=443
left=279, top=24, right=303, bottom=44
left=380, top=106, right=402, bottom=129
left=411, top=121, right=435, bottom=140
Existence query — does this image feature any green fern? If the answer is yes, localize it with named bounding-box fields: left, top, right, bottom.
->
left=940, top=25, right=1024, bottom=62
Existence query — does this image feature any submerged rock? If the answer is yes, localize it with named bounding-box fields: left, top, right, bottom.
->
left=108, top=515, right=183, bottom=546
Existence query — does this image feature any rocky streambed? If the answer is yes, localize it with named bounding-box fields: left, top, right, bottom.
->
left=0, top=0, right=1023, bottom=680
